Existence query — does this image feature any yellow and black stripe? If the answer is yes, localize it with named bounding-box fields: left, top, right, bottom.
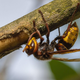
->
left=59, top=22, right=78, bottom=49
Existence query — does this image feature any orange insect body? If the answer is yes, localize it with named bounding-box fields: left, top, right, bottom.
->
left=56, top=22, right=78, bottom=51
left=23, top=37, right=38, bottom=55
left=23, top=3, right=80, bottom=61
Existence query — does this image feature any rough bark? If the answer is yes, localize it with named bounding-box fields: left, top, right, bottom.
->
left=0, top=0, right=80, bottom=58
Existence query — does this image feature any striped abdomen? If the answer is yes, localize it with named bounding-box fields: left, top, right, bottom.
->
left=59, top=22, right=78, bottom=49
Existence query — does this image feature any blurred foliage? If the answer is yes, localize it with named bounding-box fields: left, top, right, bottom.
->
left=64, top=75, right=80, bottom=80
left=49, top=60, right=78, bottom=80
left=79, top=32, right=80, bottom=37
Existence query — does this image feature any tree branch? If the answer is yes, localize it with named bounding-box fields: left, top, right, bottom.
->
left=0, top=0, right=80, bottom=58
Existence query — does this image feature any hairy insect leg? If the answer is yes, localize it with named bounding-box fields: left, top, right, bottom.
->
left=65, top=3, right=80, bottom=37
left=38, top=10, right=50, bottom=44
left=26, top=20, right=44, bottom=44
left=48, top=49, right=80, bottom=55
left=58, top=27, right=60, bottom=36
left=51, top=57, right=80, bottom=62
left=33, top=20, right=44, bottom=44
left=70, top=3, right=80, bottom=25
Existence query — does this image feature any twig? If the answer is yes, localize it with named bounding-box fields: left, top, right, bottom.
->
left=0, top=0, right=80, bottom=58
